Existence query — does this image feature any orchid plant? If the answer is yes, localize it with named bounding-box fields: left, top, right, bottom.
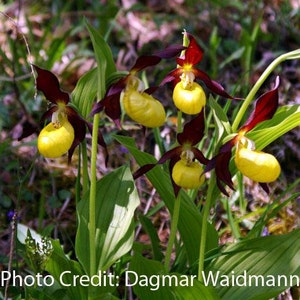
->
left=15, top=23, right=300, bottom=300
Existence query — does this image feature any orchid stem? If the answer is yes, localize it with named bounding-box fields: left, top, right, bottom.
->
left=198, top=171, right=215, bottom=281
left=89, top=113, right=100, bottom=277
left=81, top=140, right=89, bottom=197
left=164, top=194, right=181, bottom=271
left=232, top=49, right=300, bottom=132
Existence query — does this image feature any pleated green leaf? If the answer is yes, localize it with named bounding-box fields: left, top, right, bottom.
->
left=129, top=254, right=220, bottom=300
left=71, top=68, right=98, bottom=119
left=247, top=104, right=300, bottom=150
left=72, top=21, right=116, bottom=118
left=113, top=134, right=219, bottom=266
left=75, top=166, right=140, bottom=273
left=205, top=229, right=300, bottom=300
left=45, top=240, right=88, bottom=300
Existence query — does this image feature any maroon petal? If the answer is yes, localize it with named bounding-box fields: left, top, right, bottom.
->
left=214, top=151, right=235, bottom=191
left=40, top=106, right=58, bottom=122
left=176, top=34, right=204, bottom=66
left=177, top=111, right=205, bottom=146
left=154, top=44, right=186, bottom=59
left=33, top=65, right=69, bottom=104
left=131, top=55, right=162, bottom=73
left=90, top=93, right=122, bottom=127
left=157, top=146, right=182, bottom=165
left=133, top=163, right=157, bottom=180
left=194, top=69, right=235, bottom=99
left=191, top=148, right=209, bottom=165
left=205, top=139, right=236, bottom=195
left=239, top=76, right=280, bottom=132
left=133, top=146, right=182, bottom=180
left=159, top=68, right=182, bottom=86
left=66, top=107, right=87, bottom=162
left=17, top=121, right=38, bottom=140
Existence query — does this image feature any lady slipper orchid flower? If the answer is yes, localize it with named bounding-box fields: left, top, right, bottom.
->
left=91, top=53, right=174, bottom=128
left=160, top=32, right=236, bottom=114
left=234, top=136, right=281, bottom=183
left=133, top=111, right=209, bottom=196
left=120, top=74, right=166, bottom=128
left=206, top=76, right=281, bottom=195
left=32, top=65, right=106, bottom=161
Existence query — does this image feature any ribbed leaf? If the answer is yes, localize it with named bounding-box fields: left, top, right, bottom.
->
left=113, top=134, right=219, bottom=266
left=75, top=166, right=140, bottom=272
left=129, top=254, right=220, bottom=300
left=247, top=104, right=300, bottom=150
left=205, top=229, right=300, bottom=300
left=71, top=68, right=98, bottom=119
left=72, top=21, right=117, bottom=118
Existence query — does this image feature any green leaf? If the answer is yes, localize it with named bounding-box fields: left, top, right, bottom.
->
left=129, top=254, right=220, bottom=300
left=45, top=240, right=87, bottom=300
left=138, top=214, right=164, bottom=261
left=85, top=20, right=116, bottom=99
left=247, top=104, right=300, bottom=150
left=209, top=96, right=232, bottom=143
left=205, top=229, right=300, bottom=300
left=71, top=21, right=116, bottom=118
left=71, top=68, right=98, bottom=119
left=75, top=166, right=140, bottom=272
left=113, top=134, right=219, bottom=266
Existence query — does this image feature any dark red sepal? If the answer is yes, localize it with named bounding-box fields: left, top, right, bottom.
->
left=33, top=65, right=69, bottom=104
left=40, top=106, right=58, bottom=122
left=239, top=76, right=280, bottom=132
left=177, top=111, right=205, bottom=146
left=154, top=44, right=186, bottom=59
left=205, top=139, right=236, bottom=196
left=66, top=106, right=87, bottom=162
left=192, top=148, right=209, bottom=165
left=176, top=34, right=203, bottom=66
left=17, top=121, right=38, bottom=141
left=133, top=163, right=157, bottom=180
left=194, top=69, right=235, bottom=99
left=131, top=55, right=162, bottom=73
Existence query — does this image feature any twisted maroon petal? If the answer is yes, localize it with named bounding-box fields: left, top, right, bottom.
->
left=177, top=111, right=205, bottom=146
left=194, top=69, right=236, bottom=99
left=131, top=55, right=162, bottom=73
left=239, top=76, right=280, bottom=132
left=33, top=65, right=69, bottom=104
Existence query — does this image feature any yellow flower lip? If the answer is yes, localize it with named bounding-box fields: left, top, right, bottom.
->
left=172, top=158, right=205, bottom=189
left=38, top=119, right=75, bottom=158
left=234, top=138, right=281, bottom=183
left=121, top=88, right=166, bottom=128
left=173, top=81, right=206, bottom=115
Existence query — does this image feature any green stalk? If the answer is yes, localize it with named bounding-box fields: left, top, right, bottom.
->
left=164, top=194, right=181, bottom=271
left=232, top=49, right=300, bottom=132
left=88, top=113, right=100, bottom=277
left=198, top=171, right=215, bottom=281
left=81, top=139, right=89, bottom=197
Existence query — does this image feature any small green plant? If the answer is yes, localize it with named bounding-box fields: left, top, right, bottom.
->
left=2, top=8, right=300, bottom=300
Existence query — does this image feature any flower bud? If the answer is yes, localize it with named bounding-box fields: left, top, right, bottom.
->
left=235, top=145, right=281, bottom=183
left=173, top=81, right=206, bottom=115
left=172, top=159, right=205, bottom=189
left=38, top=119, right=74, bottom=158
left=121, top=89, right=166, bottom=127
